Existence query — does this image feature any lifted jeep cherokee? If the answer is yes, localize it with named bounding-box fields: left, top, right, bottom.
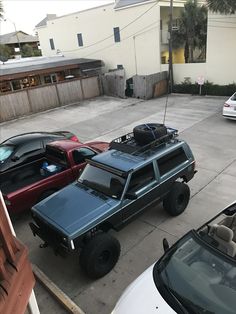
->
left=30, top=124, right=196, bottom=279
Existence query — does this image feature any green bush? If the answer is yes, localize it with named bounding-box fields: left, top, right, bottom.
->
left=173, top=81, right=236, bottom=96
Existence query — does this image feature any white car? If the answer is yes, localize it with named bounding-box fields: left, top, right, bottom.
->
left=112, top=202, right=236, bottom=314
left=223, top=92, right=236, bottom=119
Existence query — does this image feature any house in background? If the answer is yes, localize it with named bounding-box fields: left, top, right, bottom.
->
left=0, top=56, right=103, bottom=122
left=35, top=1, right=192, bottom=80
left=35, top=0, right=235, bottom=86
left=0, top=55, right=102, bottom=93
left=0, top=31, right=40, bottom=58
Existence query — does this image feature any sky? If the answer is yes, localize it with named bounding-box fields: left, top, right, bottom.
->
left=0, top=0, right=113, bottom=35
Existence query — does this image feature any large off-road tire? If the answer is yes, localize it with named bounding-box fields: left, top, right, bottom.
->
left=80, top=233, right=121, bottom=279
left=133, top=123, right=167, bottom=145
left=163, top=182, right=190, bottom=216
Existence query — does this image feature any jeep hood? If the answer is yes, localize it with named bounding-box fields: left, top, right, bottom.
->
left=112, top=265, right=176, bottom=314
left=32, top=183, right=118, bottom=238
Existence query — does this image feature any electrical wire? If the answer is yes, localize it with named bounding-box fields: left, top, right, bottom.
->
left=73, top=21, right=160, bottom=58
left=61, top=1, right=159, bottom=54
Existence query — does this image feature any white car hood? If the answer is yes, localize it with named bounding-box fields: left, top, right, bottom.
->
left=112, top=265, right=176, bottom=314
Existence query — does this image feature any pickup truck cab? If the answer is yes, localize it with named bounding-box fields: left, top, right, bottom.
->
left=0, top=140, right=108, bottom=214
left=30, top=124, right=196, bottom=279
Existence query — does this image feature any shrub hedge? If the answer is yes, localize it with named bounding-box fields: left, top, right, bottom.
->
left=173, top=82, right=236, bottom=96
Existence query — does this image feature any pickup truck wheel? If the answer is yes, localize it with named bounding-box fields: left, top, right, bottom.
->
left=80, top=233, right=120, bottom=279
left=163, top=182, right=190, bottom=216
left=133, top=123, right=167, bottom=145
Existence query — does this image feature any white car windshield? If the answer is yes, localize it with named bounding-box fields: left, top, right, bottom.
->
left=0, top=145, right=14, bottom=163
left=78, top=164, right=126, bottom=199
left=231, top=93, right=236, bottom=101
left=154, top=232, right=236, bottom=314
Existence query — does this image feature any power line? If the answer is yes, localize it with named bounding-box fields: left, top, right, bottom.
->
left=81, top=21, right=160, bottom=58
left=208, top=24, right=236, bottom=29
left=61, top=1, right=159, bottom=54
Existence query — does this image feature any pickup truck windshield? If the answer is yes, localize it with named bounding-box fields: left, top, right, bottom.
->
left=0, top=145, right=14, bottom=162
left=154, top=233, right=236, bottom=314
left=79, top=164, right=125, bottom=199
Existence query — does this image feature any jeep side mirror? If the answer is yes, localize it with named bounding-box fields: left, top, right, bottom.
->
left=125, top=192, right=137, bottom=200
left=163, top=238, right=169, bottom=252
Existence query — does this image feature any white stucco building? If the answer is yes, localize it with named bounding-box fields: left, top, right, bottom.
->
left=35, top=0, right=235, bottom=85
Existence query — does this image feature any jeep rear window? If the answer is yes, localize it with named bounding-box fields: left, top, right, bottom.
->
left=157, top=147, right=188, bottom=176
left=127, top=163, right=155, bottom=193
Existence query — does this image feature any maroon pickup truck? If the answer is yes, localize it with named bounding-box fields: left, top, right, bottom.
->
left=0, top=140, right=109, bottom=214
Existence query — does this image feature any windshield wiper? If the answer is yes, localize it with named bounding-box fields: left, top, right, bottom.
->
left=162, top=269, right=189, bottom=314
left=174, top=293, right=215, bottom=314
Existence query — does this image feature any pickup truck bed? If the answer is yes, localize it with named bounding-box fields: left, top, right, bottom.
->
left=0, top=158, right=64, bottom=194
left=1, top=139, right=109, bottom=214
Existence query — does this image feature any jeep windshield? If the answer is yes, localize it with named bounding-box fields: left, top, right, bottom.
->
left=153, top=231, right=236, bottom=314
left=78, top=164, right=126, bottom=199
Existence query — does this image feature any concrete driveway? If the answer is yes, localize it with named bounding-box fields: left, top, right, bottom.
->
left=1, top=95, right=236, bottom=314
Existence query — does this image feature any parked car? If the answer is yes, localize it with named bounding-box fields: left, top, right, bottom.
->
left=112, top=201, right=236, bottom=314
left=30, top=123, right=196, bottom=279
left=0, top=131, right=79, bottom=173
left=222, top=92, right=236, bottom=120
left=1, top=140, right=108, bottom=214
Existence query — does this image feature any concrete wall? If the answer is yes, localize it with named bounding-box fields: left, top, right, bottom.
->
left=0, top=77, right=100, bottom=122
left=36, top=2, right=161, bottom=79
left=133, top=71, right=168, bottom=99
left=101, top=69, right=126, bottom=98
left=161, top=63, right=207, bottom=84
left=206, top=12, right=236, bottom=84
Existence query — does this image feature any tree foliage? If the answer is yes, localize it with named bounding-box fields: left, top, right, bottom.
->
left=0, top=0, right=4, bottom=19
left=21, top=44, right=34, bottom=57
left=0, top=44, right=11, bottom=59
left=206, top=0, right=236, bottom=14
left=172, top=0, right=208, bottom=63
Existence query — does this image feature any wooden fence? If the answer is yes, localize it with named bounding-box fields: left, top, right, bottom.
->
left=0, top=76, right=101, bottom=123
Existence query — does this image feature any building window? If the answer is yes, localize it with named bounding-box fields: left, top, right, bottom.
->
left=77, top=33, right=83, bottom=47
left=49, top=38, right=55, bottom=50
left=0, top=81, right=12, bottom=93
left=113, top=27, right=120, bottom=43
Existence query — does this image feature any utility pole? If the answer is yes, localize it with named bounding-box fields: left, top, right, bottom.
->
left=4, top=18, right=22, bottom=56
left=168, top=0, right=174, bottom=93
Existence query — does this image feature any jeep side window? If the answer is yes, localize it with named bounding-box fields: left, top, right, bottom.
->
left=157, top=147, right=188, bottom=176
left=127, top=163, right=155, bottom=193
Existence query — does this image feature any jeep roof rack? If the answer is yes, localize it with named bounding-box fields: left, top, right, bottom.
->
left=110, top=127, right=178, bottom=155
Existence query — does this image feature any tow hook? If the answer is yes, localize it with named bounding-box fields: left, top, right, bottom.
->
left=39, top=242, right=48, bottom=248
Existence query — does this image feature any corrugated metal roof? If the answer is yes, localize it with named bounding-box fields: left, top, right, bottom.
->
left=114, top=0, right=151, bottom=9
left=35, top=14, right=57, bottom=28
left=0, top=31, right=38, bottom=45
left=0, top=56, right=102, bottom=77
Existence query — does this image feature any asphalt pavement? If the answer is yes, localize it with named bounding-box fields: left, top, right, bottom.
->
left=1, top=94, right=236, bottom=314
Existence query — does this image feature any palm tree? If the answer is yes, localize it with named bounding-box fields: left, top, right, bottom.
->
left=206, top=0, right=236, bottom=14
left=0, top=0, right=4, bottom=19
left=172, top=0, right=207, bottom=63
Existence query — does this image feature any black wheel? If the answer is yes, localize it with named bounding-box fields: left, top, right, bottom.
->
left=163, top=182, right=190, bottom=216
left=37, top=190, right=56, bottom=203
left=80, top=233, right=121, bottom=279
left=133, top=123, right=167, bottom=145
